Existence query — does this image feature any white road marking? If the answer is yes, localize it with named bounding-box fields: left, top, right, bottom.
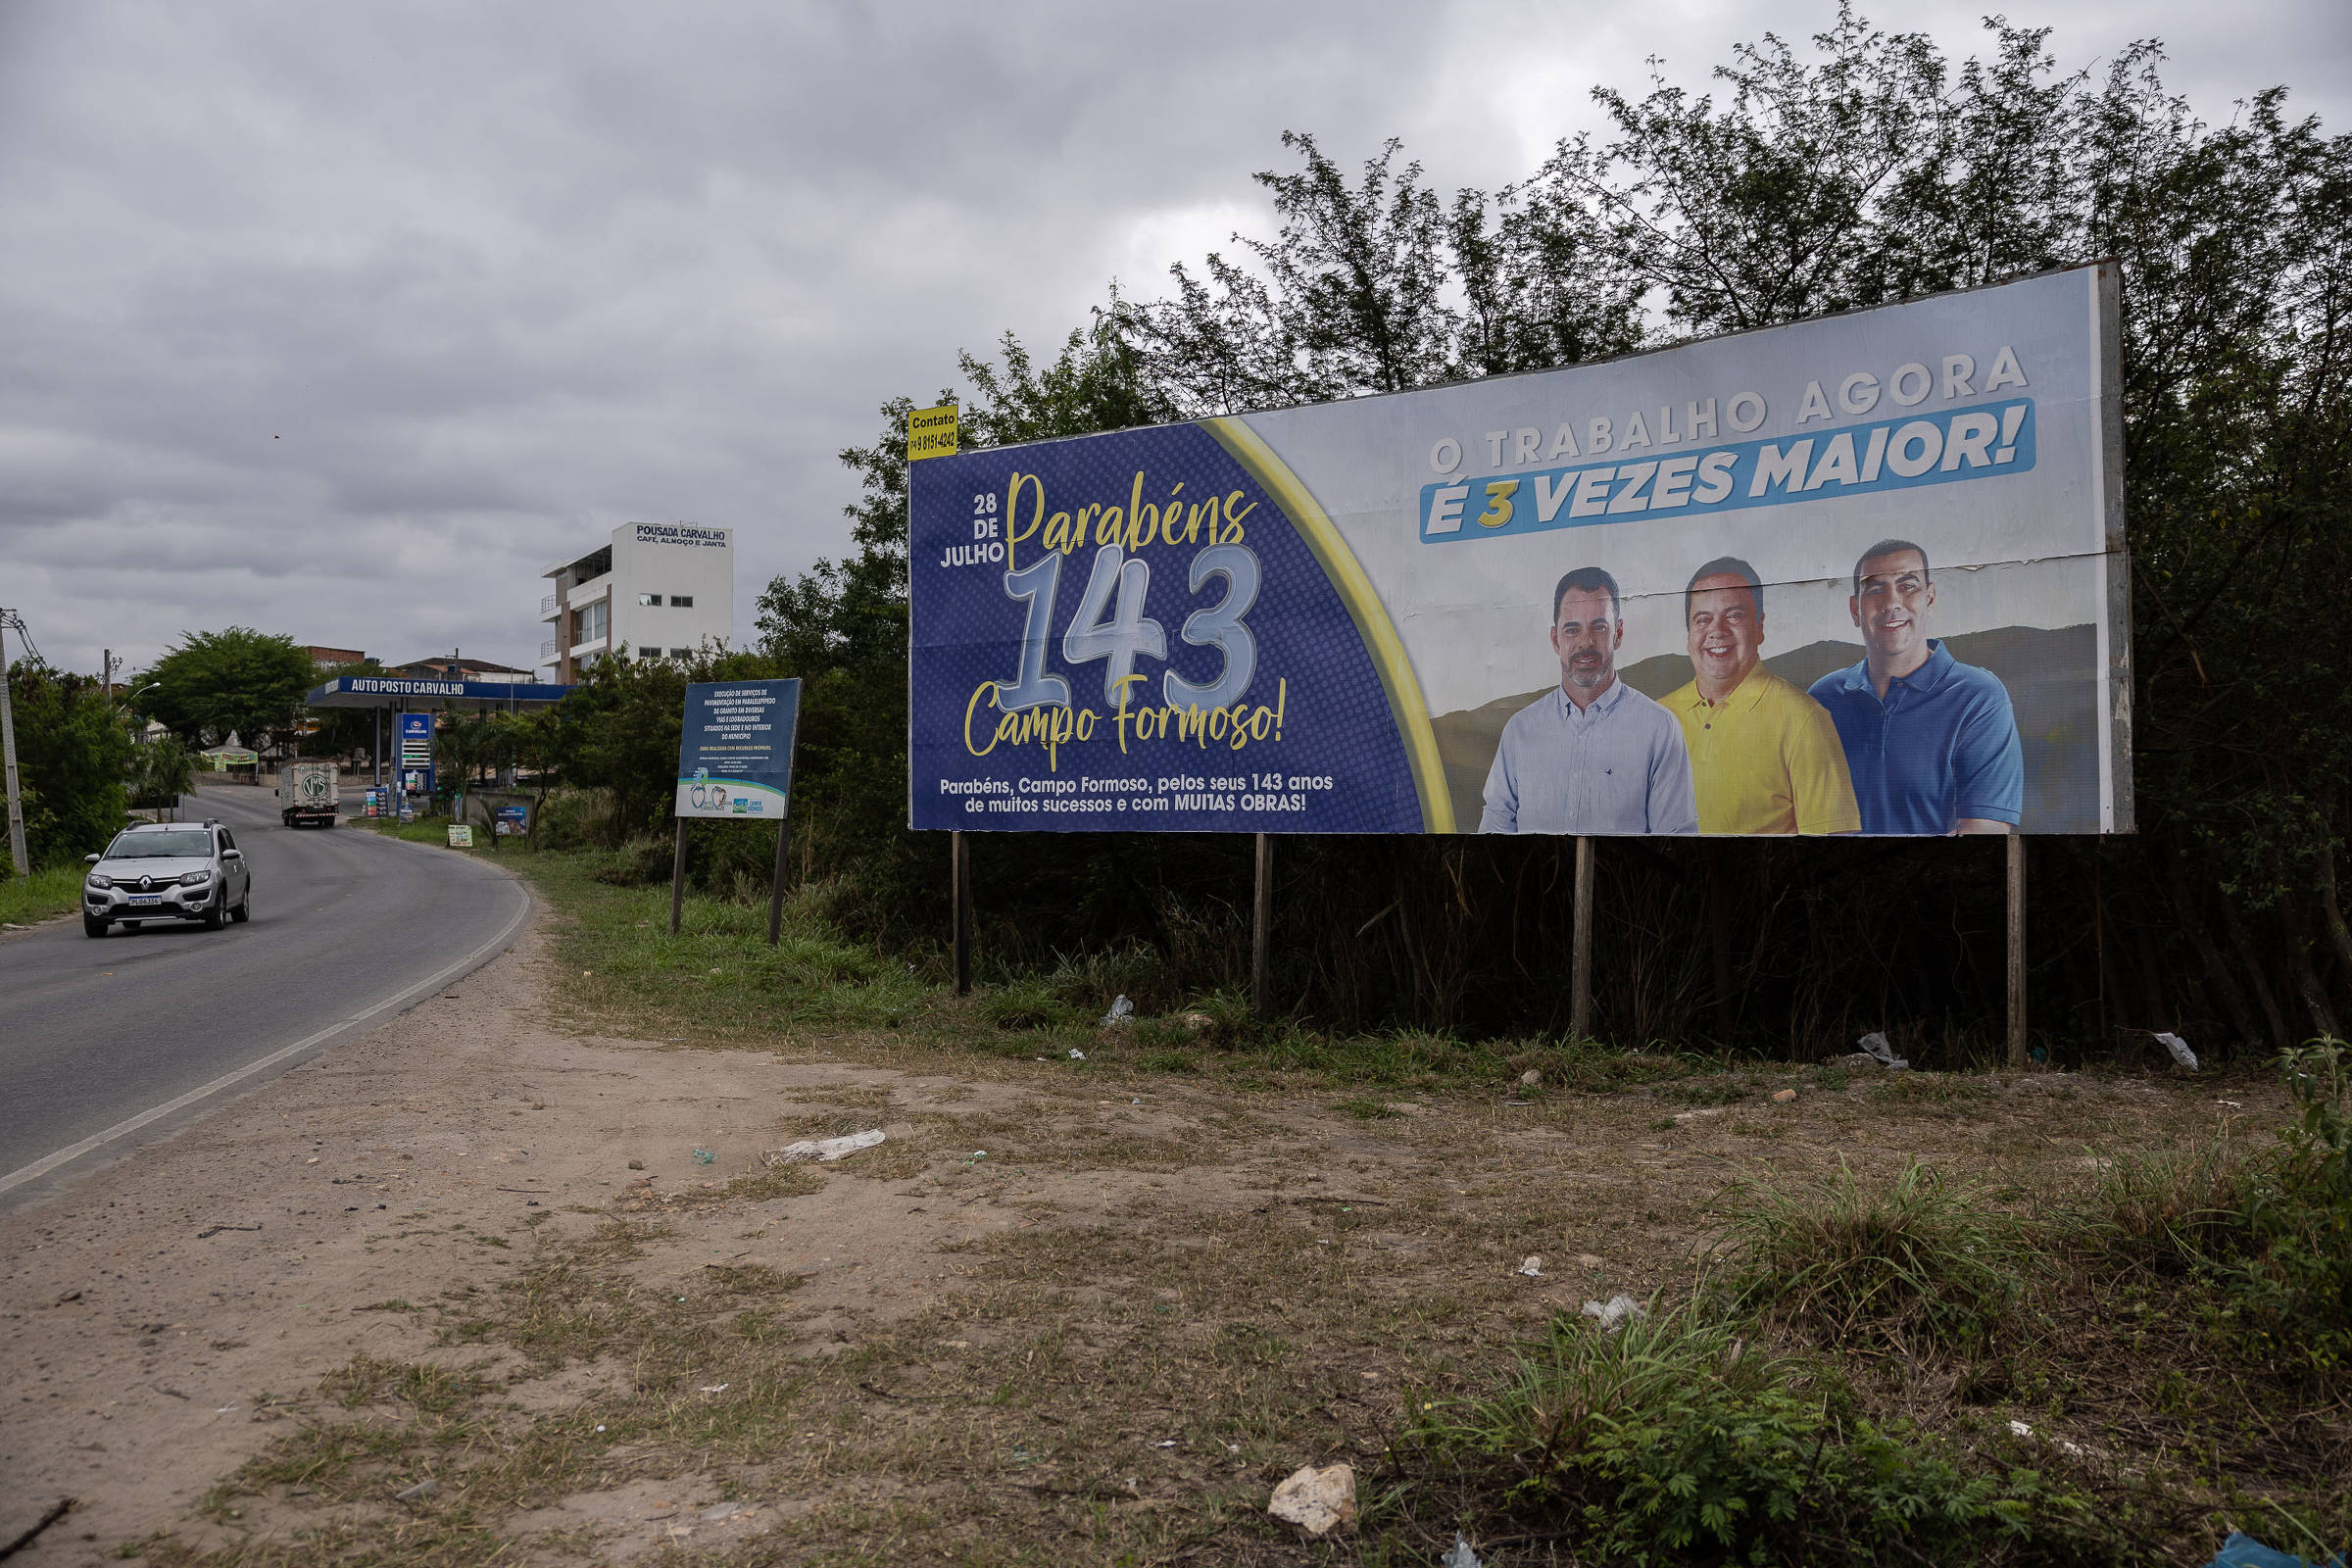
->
left=0, top=879, right=530, bottom=1196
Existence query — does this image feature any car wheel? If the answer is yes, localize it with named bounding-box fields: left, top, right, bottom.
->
left=82, top=914, right=109, bottom=939
left=231, top=891, right=252, bottom=924
left=202, top=898, right=225, bottom=930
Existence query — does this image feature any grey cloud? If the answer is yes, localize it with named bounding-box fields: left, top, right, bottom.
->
left=1, top=0, right=2341, bottom=676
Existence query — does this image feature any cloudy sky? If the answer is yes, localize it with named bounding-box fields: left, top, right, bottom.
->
left=2, top=0, right=2343, bottom=682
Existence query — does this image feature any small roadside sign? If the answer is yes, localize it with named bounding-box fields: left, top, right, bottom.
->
left=447, top=824, right=474, bottom=848
left=675, top=680, right=802, bottom=819
left=907, top=404, right=958, bottom=462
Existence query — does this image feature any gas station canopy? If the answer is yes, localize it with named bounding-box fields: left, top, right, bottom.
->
left=306, top=675, right=575, bottom=710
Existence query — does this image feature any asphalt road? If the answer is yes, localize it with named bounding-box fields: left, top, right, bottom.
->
left=0, top=782, right=530, bottom=1214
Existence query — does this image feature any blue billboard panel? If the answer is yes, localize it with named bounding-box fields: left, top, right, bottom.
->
left=675, top=680, right=801, bottom=819
left=908, top=266, right=2129, bottom=836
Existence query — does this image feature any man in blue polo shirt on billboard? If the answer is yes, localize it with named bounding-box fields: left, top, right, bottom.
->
left=1808, top=539, right=2024, bottom=835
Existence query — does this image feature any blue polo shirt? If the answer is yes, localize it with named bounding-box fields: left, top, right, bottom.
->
left=1807, top=641, right=2023, bottom=834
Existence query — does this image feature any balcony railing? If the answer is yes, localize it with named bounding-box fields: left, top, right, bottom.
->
left=540, top=594, right=558, bottom=616
left=540, top=639, right=558, bottom=660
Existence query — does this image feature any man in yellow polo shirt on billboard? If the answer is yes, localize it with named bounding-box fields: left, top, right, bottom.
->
left=1662, top=557, right=1860, bottom=835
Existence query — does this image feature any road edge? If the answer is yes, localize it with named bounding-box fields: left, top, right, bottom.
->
left=0, top=843, right=534, bottom=1201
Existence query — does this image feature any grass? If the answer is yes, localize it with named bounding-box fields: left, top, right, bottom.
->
left=1708, top=1159, right=2036, bottom=1353
left=0, top=863, right=85, bottom=926
left=359, top=826, right=1723, bottom=1102
left=1407, top=1301, right=2110, bottom=1566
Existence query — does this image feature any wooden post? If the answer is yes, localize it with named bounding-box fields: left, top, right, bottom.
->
left=1706, top=842, right=1734, bottom=1046
left=1251, top=833, right=1273, bottom=1022
left=952, top=830, right=972, bottom=996
left=667, top=817, right=687, bottom=936
left=2093, top=852, right=2107, bottom=1054
left=766, top=818, right=790, bottom=947
left=2006, top=833, right=2028, bottom=1068
left=1570, top=836, right=1594, bottom=1043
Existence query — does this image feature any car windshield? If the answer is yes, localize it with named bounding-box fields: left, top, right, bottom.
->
left=106, top=831, right=213, bottom=858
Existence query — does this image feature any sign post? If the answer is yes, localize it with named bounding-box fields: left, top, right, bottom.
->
left=672, top=679, right=803, bottom=945
left=2007, top=836, right=2028, bottom=1067
left=1251, top=834, right=1272, bottom=1021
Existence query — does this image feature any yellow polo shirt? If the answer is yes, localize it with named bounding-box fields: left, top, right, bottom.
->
left=1661, top=667, right=1861, bottom=835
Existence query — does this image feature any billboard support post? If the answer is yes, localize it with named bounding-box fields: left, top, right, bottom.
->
left=1571, top=837, right=1595, bottom=1042
left=2007, top=836, right=2028, bottom=1068
left=1251, top=834, right=1273, bottom=1022
left=668, top=819, right=687, bottom=937
left=766, top=819, right=791, bottom=947
left=952, top=832, right=972, bottom=996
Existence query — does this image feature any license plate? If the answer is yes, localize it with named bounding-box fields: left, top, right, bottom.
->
left=128, top=896, right=163, bottom=906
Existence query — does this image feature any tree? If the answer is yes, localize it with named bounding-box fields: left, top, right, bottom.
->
left=4, top=658, right=132, bottom=866
left=125, top=735, right=197, bottom=814
left=138, top=629, right=317, bottom=753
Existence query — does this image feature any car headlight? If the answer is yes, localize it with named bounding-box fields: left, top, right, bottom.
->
left=87, top=873, right=114, bottom=890
left=180, top=869, right=213, bottom=886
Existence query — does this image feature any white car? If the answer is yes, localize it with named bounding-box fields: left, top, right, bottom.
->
left=82, top=820, right=252, bottom=937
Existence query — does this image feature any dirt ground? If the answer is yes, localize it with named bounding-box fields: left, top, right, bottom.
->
left=0, top=914, right=2275, bottom=1565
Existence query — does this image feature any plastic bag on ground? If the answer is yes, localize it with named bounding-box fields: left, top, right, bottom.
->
left=1442, top=1535, right=1484, bottom=1568
left=2203, top=1532, right=2347, bottom=1568
left=1581, top=1294, right=1646, bottom=1333
left=1857, top=1031, right=1910, bottom=1070
left=764, top=1129, right=885, bottom=1164
left=2156, top=1032, right=2199, bottom=1071
left=1101, top=995, right=1135, bottom=1027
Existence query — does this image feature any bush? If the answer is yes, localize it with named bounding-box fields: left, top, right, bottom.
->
left=2233, top=1040, right=2352, bottom=1378
left=1410, top=1301, right=2104, bottom=1566
left=1709, top=1160, right=2035, bottom=1353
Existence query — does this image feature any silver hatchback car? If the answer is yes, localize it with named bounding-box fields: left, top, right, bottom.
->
left=82, top=820, right=252, bottom=937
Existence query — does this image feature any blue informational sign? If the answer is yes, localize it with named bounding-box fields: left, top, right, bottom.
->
left=675, top=680, right=802, bottom=819
left=396, top=713, right=434, bottom=797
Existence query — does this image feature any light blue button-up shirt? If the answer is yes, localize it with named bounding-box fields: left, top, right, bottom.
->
left=1478, top=679, right=1699, bottom=836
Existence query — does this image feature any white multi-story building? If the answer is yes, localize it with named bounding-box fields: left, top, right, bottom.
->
left=540, top=522, right=734, bottom=681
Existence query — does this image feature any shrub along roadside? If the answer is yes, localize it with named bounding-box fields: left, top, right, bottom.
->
left=1710, top=1158, right=2039, bottom=1355
left=1406, top=1300, right=2111, bottom=1567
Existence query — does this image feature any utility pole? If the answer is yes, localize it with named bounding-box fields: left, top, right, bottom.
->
left=0, top=610, right=29, bottom=878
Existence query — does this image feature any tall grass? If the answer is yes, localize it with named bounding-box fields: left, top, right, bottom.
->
left=1709, top=1159, right=2036, bottom=1352
left=0, top=864, right=85, bottom=926
left=1411, top=1300, right=2102, bottom=1566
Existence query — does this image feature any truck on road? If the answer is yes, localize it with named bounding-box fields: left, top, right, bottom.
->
left=278, top=761, right=341, bottom=828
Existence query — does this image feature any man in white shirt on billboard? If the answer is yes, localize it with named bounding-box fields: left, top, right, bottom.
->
left=1479, top=566, right=1698, bottom=836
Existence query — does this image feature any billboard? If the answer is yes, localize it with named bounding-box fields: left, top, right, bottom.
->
left=676, top=679, right=802, bottom=819
left=909, top=264, right=2129, bottom=837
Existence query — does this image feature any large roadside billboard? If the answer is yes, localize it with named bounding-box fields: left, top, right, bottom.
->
left=909, top=264, right=2129, bottom=837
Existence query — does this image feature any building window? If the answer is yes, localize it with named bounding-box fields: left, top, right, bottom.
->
left=573, top=599, right=608, bottom=645
left=638, top=647, right=662, bottom=660
left=669, top=594, right=694, bottom=609
left=637, top=593, right=662, bottom=606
